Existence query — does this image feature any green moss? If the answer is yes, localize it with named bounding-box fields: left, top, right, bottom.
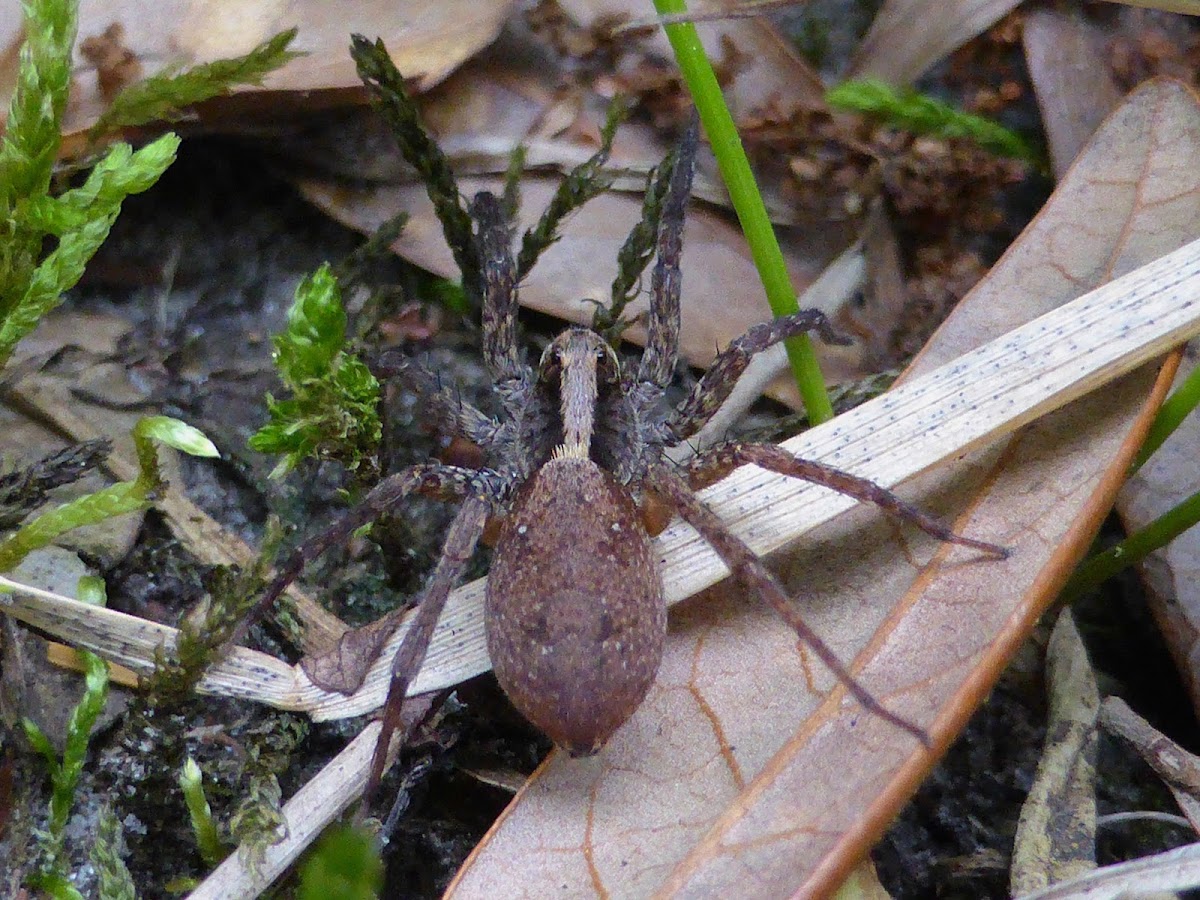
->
left=89, top=29, right=300, bottom=138
left=825, top=78, right=1041, bottom=164
left=594, top=132, right=685, bottom=341
left=298, top=825, right=383, bottom=900
left=249, top=264, right=382, bottom=479
left=515, top=99, right=627, bottom=280
left=180, top=757, right=227, bottom=867
left=90, top=805, right=136, bottom=900
left=23, top=577, right=112, bottom=892
left=350, top=35, right=478, bottom=296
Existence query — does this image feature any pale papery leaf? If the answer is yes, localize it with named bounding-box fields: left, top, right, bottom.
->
left=848, top=0, right=1023, bottom=85
left=1023, top=6, right=1122, bottom=180
left=444, top=78, right=1200, bottom=900
left=0, top=0, right=518, bottom=141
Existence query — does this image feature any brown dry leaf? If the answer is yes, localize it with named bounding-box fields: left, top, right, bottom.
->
left=0, top=0, right=517, bottom=141
left=841, top=200, right=908, bottom=371
left=849, top=0, right=1023, bottom=85
left=1010, top=611, right=1099, bottom=895
left=300, top=607, right=405, bottom=694
left=1024, top=6, right=1123, bottom=179
left=444, top=78, right=1200, bottom=900
left=286, top=28, right=803, bottom=225
left=555, top=0, right=826, bottom=122
left=298, top=174, right=862, bottom=390
left=1116, top=347, right=1200, bottom=716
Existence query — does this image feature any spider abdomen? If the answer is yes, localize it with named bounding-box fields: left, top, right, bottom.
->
left=486, top=456, right=666, bottom=757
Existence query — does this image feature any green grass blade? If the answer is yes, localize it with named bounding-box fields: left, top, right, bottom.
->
left=1064, top=486, right=1200, bottom=603
left=652, top=0, right=834, bottom=422
left=1135, top=362, right=1200, bottom=469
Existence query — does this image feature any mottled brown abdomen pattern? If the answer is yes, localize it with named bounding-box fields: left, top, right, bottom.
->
left=486, top=456, right=666, bottom=756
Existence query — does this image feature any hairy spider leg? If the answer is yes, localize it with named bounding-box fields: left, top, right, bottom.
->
left=668, top=311, right=850, bottom=441
left=374, top=352, right=500, bottom=451
left=363, top=494, right=490, bottom=816
left=684, top=442, right=1009, bottom=558
left=647, top=463, right=933, bottom=746
left=471, top=191, right=532, bottom=388
left=637, top=116, right=699, bottom=389
left=229, top=464, right=491, bottom=656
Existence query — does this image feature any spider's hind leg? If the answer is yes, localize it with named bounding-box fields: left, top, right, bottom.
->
left=364, top=493, right=490, bottom=818
left=646, top=462, right=932, bottom=745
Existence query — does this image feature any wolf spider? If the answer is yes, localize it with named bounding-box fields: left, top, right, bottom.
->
left=240, top=117, right=1004, bottom=814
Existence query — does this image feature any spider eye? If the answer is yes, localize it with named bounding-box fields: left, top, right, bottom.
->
left=595, top=347, right=607, bottom=361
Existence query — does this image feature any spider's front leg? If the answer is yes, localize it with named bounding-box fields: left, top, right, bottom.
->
left=471, top=192, right=532, bottom=391
left=373, top=352, right=500, bottom=452
left=668, top=310, right=850, bottom=442
left=637, top=115, right=699, bottom=390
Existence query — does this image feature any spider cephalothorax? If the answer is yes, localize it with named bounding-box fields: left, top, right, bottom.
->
left=240, top=84, right=1005, bottom=814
